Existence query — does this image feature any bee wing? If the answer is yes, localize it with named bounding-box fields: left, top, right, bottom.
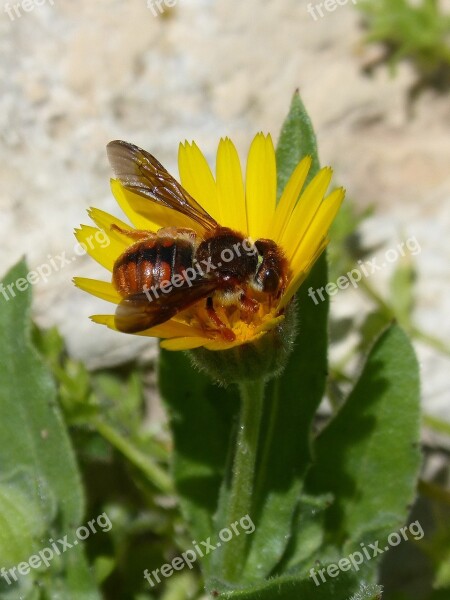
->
left=115, top=278, right=218, bottom=333
left=107, top=140, right=218, bottom=232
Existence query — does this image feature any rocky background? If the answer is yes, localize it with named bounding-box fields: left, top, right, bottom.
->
left=1, top=0, right=449, bottom=417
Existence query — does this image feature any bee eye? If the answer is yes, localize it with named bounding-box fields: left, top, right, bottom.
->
left=260, top=267, right=281, bottom=294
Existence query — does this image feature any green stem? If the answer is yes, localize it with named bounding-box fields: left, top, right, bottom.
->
left=423, top=414, right=450, bottom=436
left=359, top=279, right=393, bottom=318
left=411, top=327, right=450, bottom=357
left=361, top=279, right=450, bottom=357
left=160, top=572, right=197, bottom=600
left=220, top=379, right=265, bottom=582
left=419, top=479, right=450, bottom=507
left=93, top=419, right=173, bottom=495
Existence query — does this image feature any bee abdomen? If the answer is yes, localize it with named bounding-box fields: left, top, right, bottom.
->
left=112, top=239, right=194, bottom=297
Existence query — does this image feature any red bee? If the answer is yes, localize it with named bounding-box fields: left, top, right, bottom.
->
left=107, top=140, right=289, bottom=341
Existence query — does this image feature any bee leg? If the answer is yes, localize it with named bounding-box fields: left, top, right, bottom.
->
left=239, top=293, right=259, bottom=323
left=157, top=227, right=198, bottom=240
left=205, top=297, right=236, bottom=342
left=110, top=224, right=155, bottom=241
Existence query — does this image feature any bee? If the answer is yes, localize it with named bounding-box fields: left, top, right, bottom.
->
left=107, top=140, right=290, bottom=341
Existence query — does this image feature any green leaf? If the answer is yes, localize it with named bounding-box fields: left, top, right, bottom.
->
left=210, top=572, right=380, bottom=600
left=435, top=551, right=450, bottom=589
left=305, top=324, right=421, bottom=552
left=158, top=350, right=239, bottom=575
left=0, top=260, right=100, bottom=597
left=349, top=582, right=384, bottom=600
left=389, top=257, right=416, bottom=330
left=276, top=493, right=333, bottom=574
left=430, top=589, right=450, bottom=600
left=241, top=91, right=330, bottom=580
left=275, top=89, right=321, bottom=198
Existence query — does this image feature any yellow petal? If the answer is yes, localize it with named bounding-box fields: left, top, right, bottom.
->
left=280, top=239, right=328, bottom=309
left=216, top=138, right=247, bottom=233
left=74, top=225, right=124, bottom=271
left=203, top=331, right=266, bottom=351
left=280, top=188, right=344, bottom=308
left=279, top=167, right=333, bottom=263
left=160, top=336, right=210, bottom=350
left=256, top=314, right=285, bottom=332
left=91, top=314, right=207, bottom=339
left=272, top=156, right=312, bottom=243
left=73, top=277, right=121, bottom=304
left=245, top=133, right=277, bottom=239
left=111, top=179, right=157, bottom=230
left=178, top=141, right=219, bottom=220
left=111, top=180, right=203, bottom=234
left=291, top=187, right=345, bottom=274
left=87, top=207, right=142, bottom=246
left=88, top=207, right=131, bottom=231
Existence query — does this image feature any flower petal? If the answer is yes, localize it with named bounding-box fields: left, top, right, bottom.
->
left=280, top=239, right=328, bottom=309
left=280, top=187, right=344, bottom=308
left=91, top=314, right=207, bottom=339
left=111, top=179, right=157, bottom=230
left=255, top=314, right=285, bottom=333
left=203, top=331, right=267, bottom=351
left=178, top=141, right=219, bottom=220
left=216, top=138, right=247, bottom=233
left=160, top=336, right=210, bottom=350
left=291, top=187, right=345, bottom=274
left=111, top=179, right=203, bottom=234
left=73, top=277, right=121, bottom=304
left=272, top=156, right=312, bottom=243
left=87, top=207, right=140, bottom=246
left=279, top=167, right=333, bottom=262
left=245, top=133, right=277, bottom=239
left=74, top=225, right=124, bottom=271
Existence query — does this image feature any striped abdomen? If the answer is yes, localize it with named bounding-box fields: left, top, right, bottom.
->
left=112, top=237, right=194, bottom=297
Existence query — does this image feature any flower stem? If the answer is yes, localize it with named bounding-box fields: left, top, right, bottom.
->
left=220, top=378, right=265, bottom=582
left=93, top=418, right=173, bottom=495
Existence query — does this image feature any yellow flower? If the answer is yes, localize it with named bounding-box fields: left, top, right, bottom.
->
left=74, top=134, right=344, bottom=352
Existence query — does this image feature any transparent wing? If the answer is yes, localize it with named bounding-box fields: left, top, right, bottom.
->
left=115, top=279, right=217, bottom=333
left=107, top=140, right=218, bottom=231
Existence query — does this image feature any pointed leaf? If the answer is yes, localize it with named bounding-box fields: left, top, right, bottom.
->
left=275, top=89, right=321, bottom=198
left=212, top=572, right=381, bottom=600
left=306, top=324, right=421, bottom=551
left=0, top=260, right=100, bottom=597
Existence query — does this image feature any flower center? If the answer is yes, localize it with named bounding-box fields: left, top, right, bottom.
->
left=178, top=294, right=283, bottom=344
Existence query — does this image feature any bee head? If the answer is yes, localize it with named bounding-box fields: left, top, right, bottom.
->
left=252, top=239, right=288, bottom=297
